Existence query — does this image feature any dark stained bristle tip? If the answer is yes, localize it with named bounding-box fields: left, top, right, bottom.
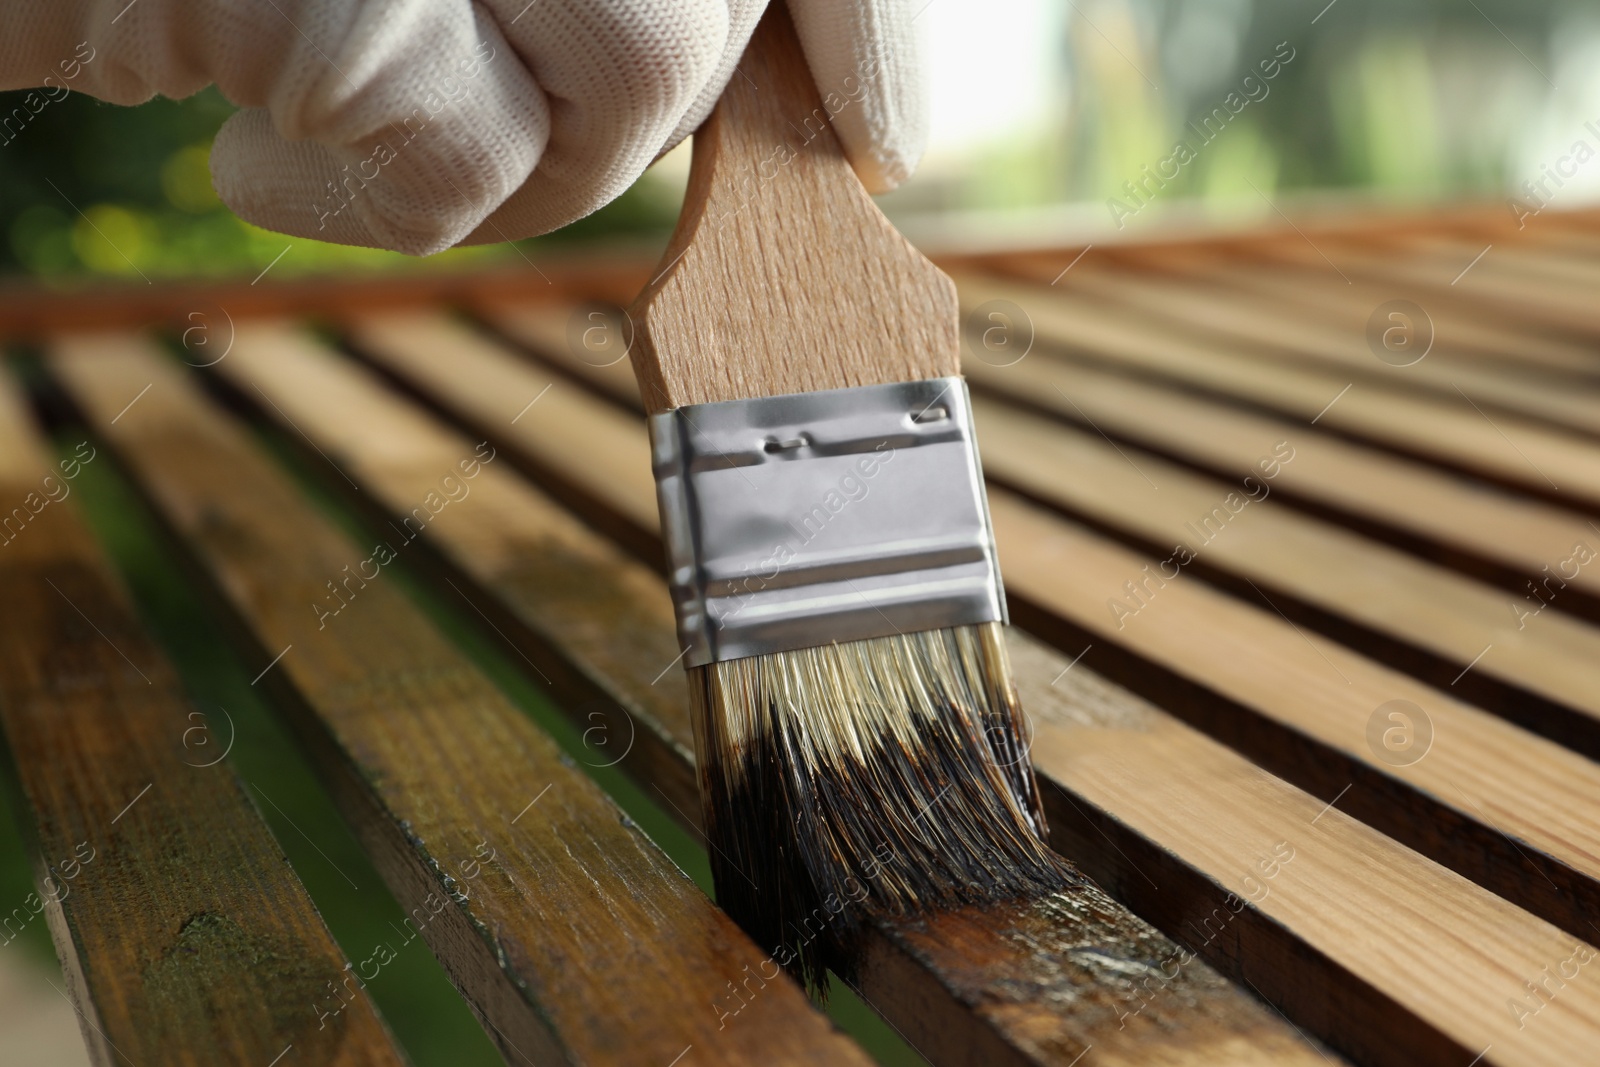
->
left=690, top=623, right=1081, bottom=996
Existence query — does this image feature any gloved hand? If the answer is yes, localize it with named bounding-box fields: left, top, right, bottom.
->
left=0, top=0, right=926, bottom=255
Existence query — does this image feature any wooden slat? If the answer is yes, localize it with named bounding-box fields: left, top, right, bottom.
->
left=345, top=312, right=659, bottom=563
left=1386, top=235, right=1600, bottom=307
left=219, top=320, right=1333, bottom=1067
left=0, top=374, right=405, bottom=1066
left=952, top=271, right=1600, bottom=510
left=1258, top=236, right=1600, bottom=338
left=356, top=304, right=1600, bottom=938
left=1514, top=229, right=1600, bottom=276
left=1052, top=247, right=1600, bottom=380
left=10, top=210, right=1600, bottom=1066
left=1006, top=630, right=1600, bottom=1067
left=259, top=316, right=1600, bottom=1067
left=490, top=291, right=1600, bottom=689
left=495, top=297, right=1600, bottom=758
left=968, top=395, right=1600, bottom=752
left=47, top=336, right=870, bottom=1067
left=478, top=304, right=644, bottom=408
left=938, top=199, right=1558, bottom=276
left=984, top=488, right=1600, bottom=932
left=957, top=340, right=1600, bottom=611
left=0, top=257, right=645, bottom=337
left=1041, top=263, right=1600, bottom=436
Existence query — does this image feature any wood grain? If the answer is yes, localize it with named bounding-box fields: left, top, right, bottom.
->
left=952, top=271, right=1600, bottom=510
left=958, top=338, right=1600, bottom=610
left=48, top=333, right=871, bottom=1067
left=259, top=311, right=1600, bottom=1067
left=626, top=3, right=959, bottom=411
left=350, top=298, right=1600, bottom=942
left=219, top=320, right=1334, bottom=1067
left=1259, top=236, right=1600, bottom=338
left=967, top=394, right=1600, bottom=754
left=0, top=374, right=405, bottom=1066
left=343, top=311, right=660, bottom=565
left=985, top=491, right=1600, bottom=943
left=1039, top=261, right=1600, bottom=436
left=1054, top=246, right=1600, bottom=380
left=1007, top=631, right=1600, bottom=1067
left=328, top=307, right=1600, bottom=1062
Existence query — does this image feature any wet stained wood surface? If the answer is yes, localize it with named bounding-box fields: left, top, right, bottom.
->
left=3, top=205, right=1600, bottom=1065
left=48, top=336, right=872, bottom=1067
left=210, top=320, right=1331, bottom=1066
left=309, top=305, right=1600, bottom=1067
left=348, top=295, right=1600, bottom=947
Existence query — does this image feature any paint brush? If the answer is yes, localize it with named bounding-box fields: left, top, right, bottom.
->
left=628, top=1, right=1076, bottom=992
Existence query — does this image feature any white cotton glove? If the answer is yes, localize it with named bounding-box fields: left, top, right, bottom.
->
left=0, top=1, right=927, bottom=256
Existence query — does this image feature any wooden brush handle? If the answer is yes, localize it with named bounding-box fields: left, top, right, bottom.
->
left=627, top=1, right=959, bottom=414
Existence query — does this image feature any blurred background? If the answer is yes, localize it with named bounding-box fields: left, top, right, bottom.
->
left=0, top=0, right=1594, bottom=1063
left=2, top=0, right=1597, bottom=286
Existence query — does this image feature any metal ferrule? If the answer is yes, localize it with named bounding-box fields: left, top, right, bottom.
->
left=648, top=377, right=1007, bottom=666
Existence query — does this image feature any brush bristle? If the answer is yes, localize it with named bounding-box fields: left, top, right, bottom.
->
left=690, top=622, right=1080, bottom=994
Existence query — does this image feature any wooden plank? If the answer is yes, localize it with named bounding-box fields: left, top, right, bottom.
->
left=244, top=317, right=1600, bottom=1067
left=344, top=312, right=659, bottom=564
left=1037, top=263, right=1600, bottom=437
left=1007, top=629, right=1600, bottom=1067
left=217, top=320, right=1334, bottom=1067
left=1194, top=254, right=1598, bottom=374
left=379, top=305, right=1600, bottom=763
left=958, top=340, right=1600, bottom=613
left=491, top=294, right=1600, bottom=668
left=1466, top=244, right=1600, bottom=304
left=951, top=271, right=1600, bottom=510
left=967, top=394, right=1600, bottom=754
left=0, top=256, right=642, bottom=337
left=347, top=308, right=1600, bottom=944
left=0, top=372, right=405, bottom=1066
left=476, top=303, right=643, bottom=408
left=350, top=307, right=1600, bottom=934
left=47, top=334, right=871, bottom=1067
left=1389, top=234, right=1600, bottom=310
left=937, top=199, right=1564, bottom=270
left=1257, top=236, right=1600, bottom=338
left=984, top=490, right=1600, bottom=942
left=1047, top=247, right=1600, bottom=380
left=1062, top=242, right=1596, bottom=391
left=1512, top=229, right=1600, bottom=273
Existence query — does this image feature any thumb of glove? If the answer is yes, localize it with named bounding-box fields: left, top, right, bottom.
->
left=788, top=0, right=928, bottom=193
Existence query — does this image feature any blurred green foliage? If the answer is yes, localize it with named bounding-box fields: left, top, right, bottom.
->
left=883, top=0, right=1599, bottom=229
left=1, top=0, right=1594, bottom=278
left=0, top=87, right=680, bottom=283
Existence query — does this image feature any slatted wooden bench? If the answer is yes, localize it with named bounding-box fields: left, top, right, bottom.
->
left=3, top=203, right=1599, bottom=1066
